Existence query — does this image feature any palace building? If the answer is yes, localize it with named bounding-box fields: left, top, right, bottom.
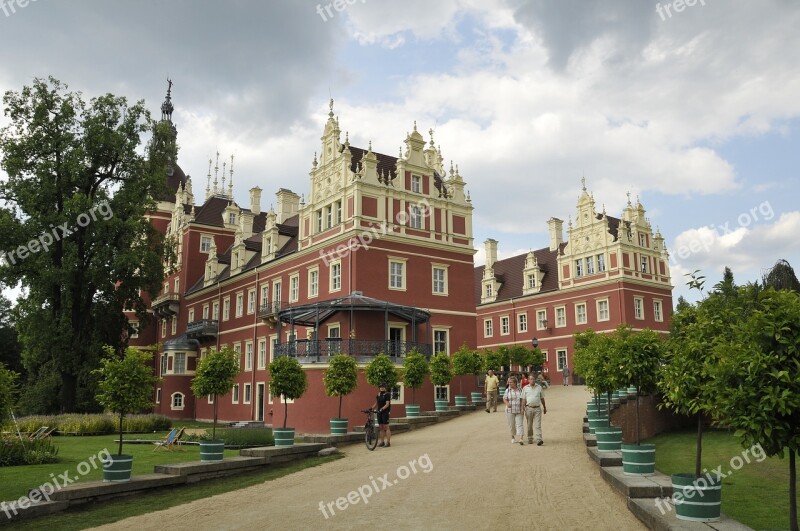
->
left=129, top=85, right=673, bottom=431
left=474, top=181, right=673, bottom=384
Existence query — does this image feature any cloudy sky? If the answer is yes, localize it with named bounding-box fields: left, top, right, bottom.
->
left=2, top=0, right=799, bottom=304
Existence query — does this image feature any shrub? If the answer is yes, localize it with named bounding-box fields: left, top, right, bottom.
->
left=0, top=437, right=59, bottom=467
left=194, top=428, right=274, bottom=448
left=5, top=414, right=171, bottom=435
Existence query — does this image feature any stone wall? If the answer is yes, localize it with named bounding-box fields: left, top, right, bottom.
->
left=610, top=394, right=696, bottom=443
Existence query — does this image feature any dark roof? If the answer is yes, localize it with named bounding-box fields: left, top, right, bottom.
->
left=158, top=164, right=187, bottom=202
left=192, top=196, right=234, bottom=227
left=277, top=291, right=431, bottom=326
left=347, top=145, right=449, bottom=197
left=474, top=243, right=565, bottom=305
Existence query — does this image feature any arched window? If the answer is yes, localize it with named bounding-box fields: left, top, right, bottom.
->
left=171, top=392, right=185, bottom=410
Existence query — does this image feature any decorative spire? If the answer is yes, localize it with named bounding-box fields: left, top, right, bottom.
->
left=206, top=159, right=212, bottom=199
left=160, top=78, right=174, bottom=124
left=328, top=98, right=334, bottom=119
left=626, top=191, right=632, bottom=206
left=312, top=152, right=318, bottom=168
left=581, top=175, right=586, bottom=191
left=344, top=131, right=350, bottom=148
left=413, top=120, right=417, bottom=132
left=213, top=152, right=220, bottom=194
left=367, top=140, right=373, bottom=153
left=450, top=160, right=455, bottom=178
left=221, top=161, right=227, bottom=194
left=429, top=128, right=435, bottom=147
left=228, top=154, right=234, bottom=198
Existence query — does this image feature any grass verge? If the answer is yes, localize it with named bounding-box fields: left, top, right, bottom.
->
left=646, top=429, right=798, bottom=531
left=10, top=454, right=342, bottom=530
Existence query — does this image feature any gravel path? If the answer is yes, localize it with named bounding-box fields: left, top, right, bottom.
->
left=93, top=385, right=643, bottom=531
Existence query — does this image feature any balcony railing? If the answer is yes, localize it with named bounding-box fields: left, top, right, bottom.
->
left=152, top=292, right=181, bottom=317
left=273, top=339, right=431, bottom=363
left=257, top=301, right=285, bottom=321
left=186, top=319, right=219, bottom=340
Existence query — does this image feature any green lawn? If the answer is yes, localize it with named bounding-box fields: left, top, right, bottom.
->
left=9, top=454, right=342, bottom=530
left=0, top=432, right=240, bottom=502
left=646, top=429, right=798, bottom=531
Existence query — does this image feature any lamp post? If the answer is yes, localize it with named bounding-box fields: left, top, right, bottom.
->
left=532, top=337, right=543, bottom=374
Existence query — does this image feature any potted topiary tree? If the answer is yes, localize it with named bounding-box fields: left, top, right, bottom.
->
left=429, top=352, right=453, bottom=412
left=268, top=356, right=308, bottom=447
left=191, top=346, right=240, bottom=461
left=451, top=344, right=476, bottom=407
left=94, top=346, right=158, bottom=481
left=617, top=326, right=662, bottom=476
left=323, top=354, right=358, bottom=434
left=469, top=349, right=486, bottom=404
left=402, top=350, right=428, bottom=417
left=365, top=353, right=399, bottom=390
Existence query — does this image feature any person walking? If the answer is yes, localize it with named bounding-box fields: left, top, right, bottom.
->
left=503, top=377, right=525, bottom=445
left=484, top=369, right=499, bottom=413
left=372, top=383, right=392, bottom=447
left=562, top=366, right=570, bottom=386
left=522, top=377, right=547, bottom=445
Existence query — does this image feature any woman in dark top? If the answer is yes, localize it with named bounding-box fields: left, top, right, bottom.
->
left=373, top=383, right=392, bottom=447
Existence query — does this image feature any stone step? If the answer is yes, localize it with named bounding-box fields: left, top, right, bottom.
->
left=627, top=498, right=754, bottom=531
left=600, top=466, right=672, bottom=499
left=586, top=446, right=622, bottom=467
left=583, top=433, right=597, bottom=447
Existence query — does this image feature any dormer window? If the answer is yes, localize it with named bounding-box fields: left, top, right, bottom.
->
left=200, top=236, right=212, bottom=253
left=527, top=274, right=536, bottom=289
left=228, top=213, right=236, bottom=225
left=639, top=233, right=647, bottom=247
left=485, top=284, right=493, bottom=298
left=411, top=174, right=422, bottom=193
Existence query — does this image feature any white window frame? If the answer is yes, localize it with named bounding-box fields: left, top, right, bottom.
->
left=202, top=304, right=209, bottom=320
left=330, top=261, right=342, bottom=292
left=129, top=321, right=139, bottom=339
left=273, top=280, right=282, bottom=305
left=308, top=267, right=319, bottom=298
left=640, top=256, right=649, bottom=273
left=410, top=205, right=423, bottom=229
left=156, top=388, right=161, bottom=404
left=188, top=309, right=195, bottom=324
left=200, top=235, right=213, bottom=253
left=433, top=328, right=449, bottom=355
left=484, top=319, right=493, bottom=338
left=390, top=383, right=405, bottom=404
left=432, top=265, right=448, bottom=295
left=243, top=383, right=252, bottom=405
left=222, top=297, right=230, bottom=321
left=586, top=256, right=595, bottom=275
left=289, top=273, right=300, bottom=302
left=411, top=174, right=422, bottom=193
left=634, top=297, right=644, bottom=320
left=575, top=303, right=588, bottom=325
left=536, top=310, right=547, bottom=331
left=388, top=258, right=406, bottom=291
left=174, top=352, right=186, bottom=374
left=527, top=273, right=536, bottom=289
left=258, top=338, right=267, bottom=369
left=654, top=299, right=663, bottom=322
left=171, top=392, right=184, bottom=411
left=597, top=254, right=606, bottom=272
left=556, top=349, right=568, bottom=371
left=212, top=301, right=220, bottom=320
left=555, top=306, right=566, bottom=328
left=500, top=316, right=510, bottom=336
left=597, top=299, right=610, bottom=322
left=171, top=316, right=177, bottom=335
left=245, top=341, right=253, bottom=371
left=248, top=289, right=256, bottom=314
left=575, top=258, right=583, bottom=277
left=236, top=292, right=244, bottom=318
left=260, top=285, right=269, bottom=306
left=434, top=385, right=450, bottom=401
left=232, top=384, right=240, bottom=404
left=161, top=319, right=167, bottom=338
left=517, top=313, right=528, bottom=333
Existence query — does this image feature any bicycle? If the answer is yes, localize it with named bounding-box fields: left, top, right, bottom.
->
left=361, top=409, right=378, bottom=451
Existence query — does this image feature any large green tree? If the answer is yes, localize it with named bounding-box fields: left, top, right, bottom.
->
left=0, top=77, right=175, bottom=413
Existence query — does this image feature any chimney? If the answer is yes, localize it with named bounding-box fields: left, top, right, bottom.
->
left=249, top=186, right=262, bottom=215
left=276, top=188, right=300, bottom=224
left=484, top=238, right=498, bottom=269
left=240, top=211, right=255, bottom=239
left=548, top=217, right=563, bottom=251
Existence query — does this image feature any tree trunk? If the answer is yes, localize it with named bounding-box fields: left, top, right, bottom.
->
left=635, top=390, right=640, bottom=445
left=212, top=395, right=218, bottom=439
left=695, top=413, right=704, bottom=478
left=338, top=395, right=343, bottom=419
left=60, top=371, right=77, bottom=413
left=283, top=394, right=288, bottom=428
left=790, top=450, right=798, bottom=531
left=118, top=414, right=124, bottom=456
left=606, top=391, right=612, bottom=419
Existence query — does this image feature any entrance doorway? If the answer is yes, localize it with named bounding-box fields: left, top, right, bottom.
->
left=256, top=383, right=265, bottom=422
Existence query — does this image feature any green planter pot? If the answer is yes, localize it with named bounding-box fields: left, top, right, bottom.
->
left=200, top=439, right=225, bottom=462
left=434, top=399, right=449, bottom=412
left=454, top=395, right=468, bottom=406
left=470, top=391, right=483, bottom=403
left=611, top=390, right=620, bottom=401
left=627, top=386, right=637, bottom=395
left=102, top=454, right=133, bottom=482
left=671, top=472, right=722, bottom=522
left=595, top=426, right=622, bottom=452
left=405, top=404, right=421, bottom=417
left=588, top=416, right=609, bottom=434
left=587, top=406, right=610, bottom=419
left=330, top=418, right=348, bottom=435
left=621, top=443, right=656, bottom=476
left=273, top=427, right=296, bottom=447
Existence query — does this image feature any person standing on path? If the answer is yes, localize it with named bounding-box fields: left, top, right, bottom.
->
left=522, top=377, right=547, bottom=445
left=485, top=369, right=499, bottom=412
left=372, top=383, right=392, bottom=447
left=503, top=377, right=525, bottom=445
left=562, top=366, right=570, bottom=386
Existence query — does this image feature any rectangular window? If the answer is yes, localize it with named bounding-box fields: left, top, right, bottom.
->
left=500, top=316, right=510, bottom=336
left=411, top=174, right=421, bottom=193
left=325, top=206, right=332, bottom=229
left=555, top=306, right=566, bottom=328
left=518, top=313, right=527, bottom=333
left=433, top=330, right=448, bottom=355
left=586, top=256, right=595, bottom=275
left=390, top=384, right=403, bottom=402
left=212, top=302, right=220, bottom=320
left=174, top=353, right=186, bottom=375
left=410, top=205, right=422, bottom=229
left=161, top=319, right=166, bottom=338
left=203, top=304, right=209, bottom=320
left=389, top=261, right=405, bottom=290
left=639, top=233, right=647, bottom=247
left=432, top=266, right=447, bottom=294
left=248, top=289, right=256, bottom=314
left=335, top=201, right=342, bottom=225
left=634, top=297, right=644, bottom=319
left=597, top=254, right=606, bottom=272
left=484, top=319, right=493, bottom=337
left=654, top=300, right=663, bottom=322
left=228, top=213, right=236, bottom=225
left=129, top=321, right=139, bottom=339
left=236, top=292, right=244, bottom=318
left=156, top=388, right=161, bottom=404
left=188, top=309, right=195, bottom=324
left=245, top=341, right=253, bottom=371
left=309, top=268, right=319, bottom=298
left=316, top=210, right=323, bottom=232
left=258, top=339, right=267, bottom=369
left=273, top=281, right=282, bottom=306
left=435, top=385, right=450, bottom=401
left=557, top=349, right=567, bottom=371
left=537, top=310, right=547, bottom=330
left=597, top=299, right=610, bottom=321
left=200, top=235, right=212, bottom=252
left=232, top=384, right=240, bottom=404
left=244, top=383, right=252, bottom=404
left=171, top=317, right=177, bottom=335
left=576, top=303, right=587, bottom=325
left=485, top=284, right=493, bottom=298
left=330, top=263, right=341, bottom=291
left=223, top=297, right=230, bottom=321
left=527, top=274, right=536, bottom=289
left=160, top=354, right=168, bottom=376
left=260, top=285, right=269, bottom=306
left=289, top=274, right=299, bottom=302
left=575, top=259, right=583, bottom=277
left=640, top=256, right=649, bottom=273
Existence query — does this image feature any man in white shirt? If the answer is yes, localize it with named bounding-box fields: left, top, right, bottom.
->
left=522, top=377, right=547, bottom=445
